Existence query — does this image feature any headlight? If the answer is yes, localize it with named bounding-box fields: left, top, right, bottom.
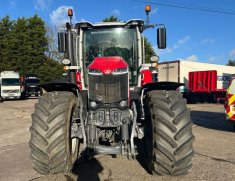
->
left=88, top=69, right=102, bottom=75
left=90, top=101, right=97, bottom=108
left=112, top=67, right=128, bottom=75
left=62, top=59, right=71, bottom=65
left=120, top=100, right=127, bottom=107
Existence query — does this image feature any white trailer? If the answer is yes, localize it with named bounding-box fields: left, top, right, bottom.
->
left=0, top=71, right=21, bottom=100
left=157, top=60, right=235, bottom=102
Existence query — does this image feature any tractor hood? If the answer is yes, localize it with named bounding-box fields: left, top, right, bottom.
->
left=88, top=56, right=128, bottom=74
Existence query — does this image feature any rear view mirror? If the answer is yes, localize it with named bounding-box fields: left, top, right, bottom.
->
left=58, top=32, right=67, bottom=52
left=150, top=56, right=159, bottom=63
left=157, top=28, right=166, bottom=49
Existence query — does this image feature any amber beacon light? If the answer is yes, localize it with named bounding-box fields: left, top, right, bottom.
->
left=145, top=5, right=151, bottom=13
left=68, top=9, right=73, bottom=17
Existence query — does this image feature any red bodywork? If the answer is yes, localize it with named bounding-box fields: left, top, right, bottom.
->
left=141, top=69, right=153, bottom=86
left=87, top=56, right=130, bottom=105
left=188, top=70, right=217, bottom=92
left=75, top=72, right=82, bottom=91
left=88, top=56, right=128, bottom=74
left=88, top=56, right=155, bottom=86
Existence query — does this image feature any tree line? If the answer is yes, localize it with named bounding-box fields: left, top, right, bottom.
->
left=0, top=15, right=64, bottom=83
left=227, top=60, right=235, bottom=66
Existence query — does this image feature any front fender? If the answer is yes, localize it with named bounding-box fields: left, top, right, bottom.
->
left=40, top=82, right=79, bottom=96
left=142, top=81, right=184, bottom=91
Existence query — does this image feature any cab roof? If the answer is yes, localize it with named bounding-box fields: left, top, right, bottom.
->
left=75, top=19, right=145, bottom=29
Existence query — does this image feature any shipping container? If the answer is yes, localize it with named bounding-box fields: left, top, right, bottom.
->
left=157, top=60, right=235, bottom=103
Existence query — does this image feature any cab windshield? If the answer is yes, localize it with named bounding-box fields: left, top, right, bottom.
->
left=2, top=78, right=20, bottom=86
left=25, top=79, right=40, bottom=86
left=83, top=27, right=138, bottom=85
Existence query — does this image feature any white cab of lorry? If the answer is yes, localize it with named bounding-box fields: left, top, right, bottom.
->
left=0, top=71, right=21, bottom=100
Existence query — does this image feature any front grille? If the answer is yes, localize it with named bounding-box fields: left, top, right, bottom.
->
left=88, top=73, right=128, bottom=103
left=27, top=87, right=37, bottom=93
left=2, top=89, right=19, bottom=93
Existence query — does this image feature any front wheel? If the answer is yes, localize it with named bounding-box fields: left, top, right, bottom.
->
left=29, top=91, right=80, bottom=174
left=144, top=90, right=194, bottom=175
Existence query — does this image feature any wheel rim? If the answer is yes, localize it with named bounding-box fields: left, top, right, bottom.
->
left=71, top=137, right=79, bottom=163
left=71, top=138, right=79, bottom=155
left=69, top=107, right=80, bottom=163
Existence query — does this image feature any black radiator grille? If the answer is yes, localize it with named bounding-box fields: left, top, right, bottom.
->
left=88, top=73, right=128, bottom=103
left=28, top=87, right=37, bottom=93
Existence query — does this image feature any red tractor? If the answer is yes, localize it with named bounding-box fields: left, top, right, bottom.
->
left=29, top=6, right=194, bottom=176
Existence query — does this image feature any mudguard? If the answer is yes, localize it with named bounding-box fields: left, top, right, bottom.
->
left=142, top=81, right=184, bottom=91
left=40, top=82, right=80, bottom=96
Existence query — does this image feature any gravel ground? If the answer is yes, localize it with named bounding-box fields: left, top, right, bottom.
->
left=0, top=99, right=234, bottom=181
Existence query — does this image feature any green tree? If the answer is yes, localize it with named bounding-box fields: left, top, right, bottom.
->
left=103, top=15, right=120, bottom=22
left=144, top=37, right=156, bottom=63
left=0, top=16, right=14, bottom=71
left=36, top=57, right=64, bottom=83
left=28, top=15, right=48, bottom=70
left=227, top=60, right=235, bottom=66
left=0, top=15, right=64, bottom=82
left=10, top=17, right=31, bottom=74
left=0, top=16, right=47, bottom=74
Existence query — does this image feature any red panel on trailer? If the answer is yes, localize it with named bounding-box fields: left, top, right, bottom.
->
left=211, top=71, right=217, bottom=91
left=188, top=70, right=217, bottom=92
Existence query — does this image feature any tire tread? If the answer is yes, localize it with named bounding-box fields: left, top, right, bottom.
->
left=145, top=90, right=194, bottom=176
left=29, top=91, right=76, bottom=174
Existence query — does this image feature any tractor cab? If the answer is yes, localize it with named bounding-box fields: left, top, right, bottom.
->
left=77, top=20, right=142, bottom=87
left=58, top=18, right=166, bottom=89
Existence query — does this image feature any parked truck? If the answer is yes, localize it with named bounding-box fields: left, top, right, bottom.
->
left=20, top=75, right=40, bottom=98
left=157, top=60, right=235, bottom=103
left=0, top=71, right=21, bottom=100
left=29, top=6, right=194, bottom=176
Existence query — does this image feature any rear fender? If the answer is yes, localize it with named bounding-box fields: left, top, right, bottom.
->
left=142, top=81, right=184, bottom=91
left=40, top=83, right=80, bottom=97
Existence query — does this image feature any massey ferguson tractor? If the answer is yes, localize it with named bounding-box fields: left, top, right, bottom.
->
left=29, top=6, right=194, bottom=176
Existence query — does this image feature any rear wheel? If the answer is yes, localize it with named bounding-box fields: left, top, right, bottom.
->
left=144, top=90, right=194, bottom=175
left=29, top=91, right=79, bottom=174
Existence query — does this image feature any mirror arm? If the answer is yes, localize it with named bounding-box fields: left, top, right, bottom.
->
left=142, top=24, right=165, bottom=31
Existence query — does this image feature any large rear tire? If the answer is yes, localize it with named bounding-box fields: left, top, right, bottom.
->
left=29, top=91, right=79, bottom=174
left=144, top=90, right=194, bottom=175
